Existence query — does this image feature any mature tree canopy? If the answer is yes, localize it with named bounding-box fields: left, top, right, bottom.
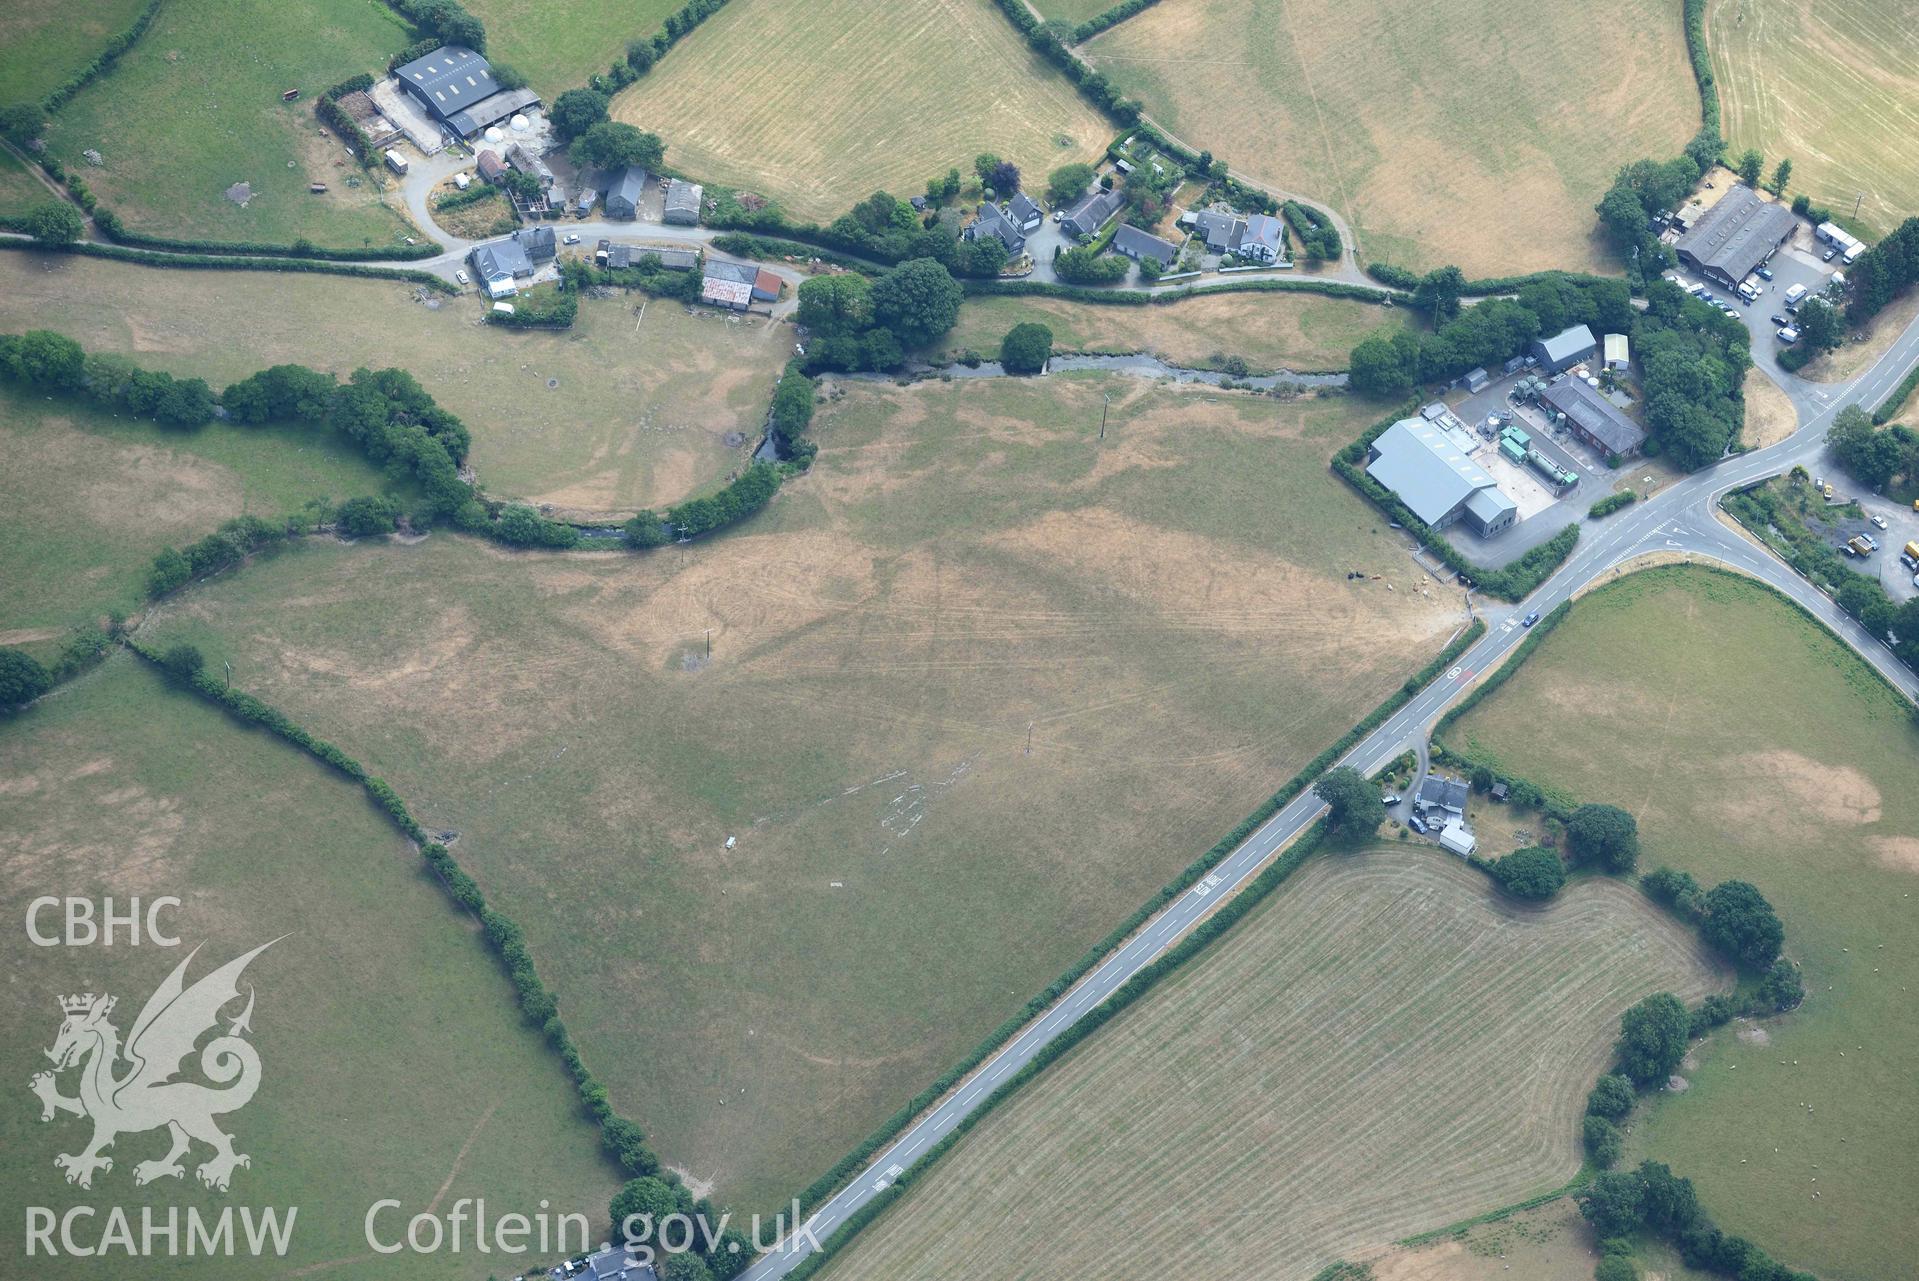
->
left=0, top=648, right=53, bottom=711
left=1584, top=1114, right=1623, bottom=1168
left=986, top=160, right=1020, bottom=195
left=1578, top=1170, right=1648, bottom=1238
left=609, top=1176, right=692, bottom=1237
left=0, top=102, right=47, bottom=147
left=1313, top=766, right=1380, bottom=834
left=1413, top=265, right=1466, bottom=324
left=570, top=122, right=665, bottom=173
left=1047, top=162, right=1095, bottom=206
left=25, top=202, right=84, bottom=246
left=1736, top=148, right=1764, bottom=188
left=999, top=322, right=1053, bottom=374
left=1594, top=1255, right=1639, bottom=1281
left=870, top=257, right=962, bottom=347
left=1587, top=1073, right=1636, bottom=1120
left=159, top=644, right=206, bottom=686
left=1793, top=297, right=1844, bottom=353
left=1492, top=846, right=1566, bottom=900
left=548, top=88, right=610, bottom=140
left=1759, top=956, right=1804, bottom=1011
left=1567, top=803, right=1639, bottom=873
left=795, top=273, right=873, bottom=336
left=336, top=495, right=400, bottom=538
left=1616, top=992, right=1690, bottom=1084
left=1699, top=879, right=1784, bottom=970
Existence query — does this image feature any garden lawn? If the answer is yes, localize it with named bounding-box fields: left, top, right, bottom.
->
left=0, top=657, right=619, bottom=1280
left=139, top=374, right=1461, bottom=1213
left=1446, top=567, right=1919, bottom=1281
left=610, top=0, right=1111, bottom=223
left=40, top=0, right=416, bottom=249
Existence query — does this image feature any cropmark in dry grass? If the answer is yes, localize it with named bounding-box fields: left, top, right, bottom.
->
left=139, top=373, right=1461, bottom=1213
left=821, top=852, right=1723, bottom=1281
left=1086, top=0, right=1697, bottom=276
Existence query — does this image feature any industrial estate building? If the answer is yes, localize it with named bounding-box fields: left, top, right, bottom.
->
left=1538, top=375, right=1647, bottom=458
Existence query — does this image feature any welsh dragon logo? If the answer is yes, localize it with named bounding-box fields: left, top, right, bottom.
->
left=30, top=940, right=280, bottom=1192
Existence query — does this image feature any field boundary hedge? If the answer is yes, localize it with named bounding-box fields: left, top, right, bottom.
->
left=122, top=640, right=665, bottom=1186
left=1332, top=410, right=1580, bottom=601
left=788, top=618, right=1485, bottom=1219
left=39, top=0, right=164, bottom=113
left=1682, top=0, right=1721, bottom=136
left=1070, top=0, right=1164, bottom=43
left=962, top=276, right=1399, bottom=305
left=1872, top=364, right=1919, bottom=425
left=0, top=235, right=456, bottom=290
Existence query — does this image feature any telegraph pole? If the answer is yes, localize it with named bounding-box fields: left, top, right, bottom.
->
left=1098, top=393, right=1109, bottom=441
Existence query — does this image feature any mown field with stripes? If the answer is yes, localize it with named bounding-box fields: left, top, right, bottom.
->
left=1706, top=0, right=1919, bottom=240
left=611, top=0, right=1110, bottom=222
left=821, top=852, right=1724, bottom=1281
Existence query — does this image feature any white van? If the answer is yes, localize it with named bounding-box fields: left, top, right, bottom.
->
left=1783, top=283, right=1808, bottom=309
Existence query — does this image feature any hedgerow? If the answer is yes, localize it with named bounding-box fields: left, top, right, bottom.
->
left=0, top=238, right=455, bottom=290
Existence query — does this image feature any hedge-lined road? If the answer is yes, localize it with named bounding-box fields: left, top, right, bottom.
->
left=737, top=301, right=1919, bottom=1281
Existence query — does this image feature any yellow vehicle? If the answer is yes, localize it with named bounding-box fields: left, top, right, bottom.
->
left=1906, top=540, right=1919, bottom=562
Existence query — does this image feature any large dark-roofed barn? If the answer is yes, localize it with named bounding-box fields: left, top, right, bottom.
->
left=1539, top=374, right=1646, bottom=458
left=394, top=45, right=540, bottom=140
left=1674, top=184, right=1795, bottom=289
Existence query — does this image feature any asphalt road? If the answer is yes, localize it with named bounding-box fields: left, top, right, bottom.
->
left=737, top=298, right=1919, bottom=1281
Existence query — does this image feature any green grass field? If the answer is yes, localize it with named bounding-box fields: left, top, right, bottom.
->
left=0, top=0, right=148, bottom=105
left=1447, top=568, right=1919, bottom=1281
left=1030, top=0, right=1119, bottom=25
left=940, top=290, right=1409, bottom=372
left=1707, top=0, right=1919, bottom=241
left=0, top=382, right=399, bottom=637
left=0, top=657, right=619, bottom=1280
left=40, top=0, right=416, bottom=249
left=1085, top=0, right=1697, bottom=275
left=823, top=851, right=1722, bottom=1281
left=136, top=374, right=1460, bottom=1212
left=610, top=0, right=1112, bottom=223
left=0, top=148, right=53, bottom=218
left=0, top=254, right=786, bottom=515
left=465, top=0, right=681, bottom=95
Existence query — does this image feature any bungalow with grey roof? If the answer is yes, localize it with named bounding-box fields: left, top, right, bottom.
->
left=1239, top=213, right=1284, bottom=263
left=1059, top=188, right=1122, bottom=240
left=1112, top=223, right=1179, bottom=269
left=1191, top=209, right=1245, bottom=254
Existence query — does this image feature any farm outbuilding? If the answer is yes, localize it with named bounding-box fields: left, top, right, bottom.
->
left=664, top=179, right=703, bottom=225
left=605, top=165, right=649, bottom=220
left=1539, top=374, right=1645, bottom=458
left=1603, top=333, right=1630, bottom=370
left=1365, top=418, right=1517, bottom=536
left=700, top=258, right=758, bottom=310
left=393, top=45, right=542, bottom=140
left=476, top=150, right=506, bottom=183
left=1674, top=183, right=1795, bottom=289
left=1529, top=324, right=1597, bottom=374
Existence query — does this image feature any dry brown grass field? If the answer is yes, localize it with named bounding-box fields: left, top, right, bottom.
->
left=0, top=658, right=618, bottom=1280
left=0, top=254, right=785, bottom=514
left=821, top=852, right=1724, bottom=1281
left=610, top=0, right=1111, bottom=223
left=939, top=290, right=1411, bottom=372
left=141, top=374, right=1460, bottom=1212
left=1447, top=568, right=1919, bottom=1281
left=1085, top=0, right=1698, bottom=275
left=1707, top=0, right=1919, bottom=241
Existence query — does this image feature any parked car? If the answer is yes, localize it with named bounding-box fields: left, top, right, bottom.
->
left=455, top=269, right=470, bottom=285
left=563, top=232, right=581, bottom=244
left=1770, top=313, right=1790, bottom=326
left=1777, top=325, right=1800, bottom=343
left=1822, top=247, right=1838, bottom=262
left=1757, top=266, right=1774, bottom=280
left=1523, top=609, right=1541, bottom=627
left=1869, top=513, right=1889, bottom=530
left=1382, top=794, right=1400, bottom=807
left=1722, top=306, right=1741, bottom=319
left=1408, top=815, right=1428, bottom=834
